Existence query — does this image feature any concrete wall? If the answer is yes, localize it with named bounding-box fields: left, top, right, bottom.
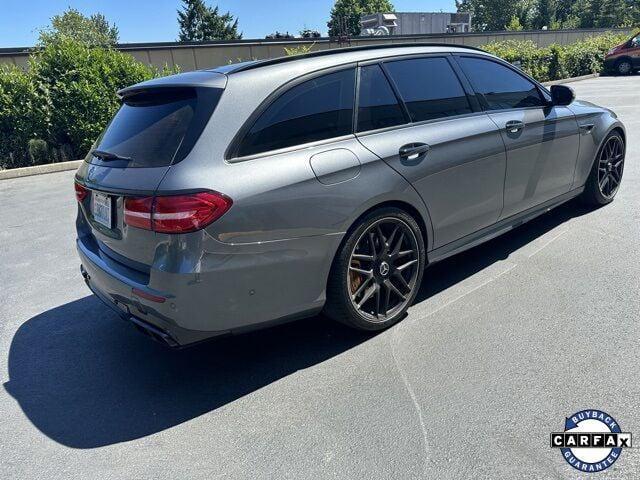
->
left=0, top=28, right=632, bottom=72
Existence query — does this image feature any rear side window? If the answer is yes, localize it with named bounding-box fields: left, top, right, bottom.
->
left=384, top=57, right=472, bottom=122
left=457, top=57, right=545, bottom=110
left=238, top=68, right=355, bottom=157
left=95, top=89, right=206, bottom=168
left=357, top=64, right=407, bottom=132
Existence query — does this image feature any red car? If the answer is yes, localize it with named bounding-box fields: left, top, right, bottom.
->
left=604, top=31, right=640, bottom=75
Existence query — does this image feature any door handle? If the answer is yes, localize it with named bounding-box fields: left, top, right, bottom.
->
left=399, top=143, right=430, bottom=161
left=505, top=120, right=525, bottom=133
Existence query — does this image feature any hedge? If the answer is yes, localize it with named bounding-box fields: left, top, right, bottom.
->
left=481, top=31, right=631, bottom=82
left=0, top=37, right=177, bottom=169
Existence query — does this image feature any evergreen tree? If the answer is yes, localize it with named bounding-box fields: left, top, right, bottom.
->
left=554, top=0, right=575, bottom=23
left=177, top=0, right=241, bottom=42
left=177, top=0, right=206, bottom=41
left=533, top=0, right=555, bottom=28
left=597, top=0, right=631, bottom=27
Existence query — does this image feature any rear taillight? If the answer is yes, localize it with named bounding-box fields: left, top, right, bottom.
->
left=75, top=182, right=88, bottom=202
left=124, top=191, right=232, bottom=234
left=123, top=196, right=154, bottom=230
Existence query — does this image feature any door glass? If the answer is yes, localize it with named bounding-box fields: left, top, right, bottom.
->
left=457, top=56, right=545, bottom=110
left=357, top=64, right=407, bottom=132
left=238, top=68, right=355, bottom=157
left=384, top=57, right=472, bottom=122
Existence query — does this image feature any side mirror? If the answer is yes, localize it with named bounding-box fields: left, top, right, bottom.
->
left=550, top=85, right=575, bottom=106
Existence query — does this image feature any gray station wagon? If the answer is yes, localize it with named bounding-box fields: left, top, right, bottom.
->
left=74, top=43, right=626, bottom=347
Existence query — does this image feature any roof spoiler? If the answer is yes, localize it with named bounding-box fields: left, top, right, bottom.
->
left=118, top=70, right=227, bottom=99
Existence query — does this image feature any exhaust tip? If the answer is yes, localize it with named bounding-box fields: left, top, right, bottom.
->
left=129, top=316, right=179, bottom=348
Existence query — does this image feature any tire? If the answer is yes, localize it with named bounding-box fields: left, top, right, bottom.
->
left=581, top=131, right=625, bottom=206
left=323, top=207, right=426, bottom=331
left=616, top=59, right=632, bottom=75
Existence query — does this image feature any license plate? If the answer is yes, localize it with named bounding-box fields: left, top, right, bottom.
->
left=92, top=192, right=112, bottom=229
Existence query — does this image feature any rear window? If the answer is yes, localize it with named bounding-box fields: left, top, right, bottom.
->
left=92, top=88, right=219, bottom=168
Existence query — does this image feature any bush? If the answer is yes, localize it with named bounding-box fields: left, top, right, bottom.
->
left=482, top=31, right=631, bottom=82
left=28, top=139, right=50, bottom=165
left=0, top=37, right=177, bottom=169
left=0, top=66, right=49, bottom=168
left=482, top=40, right=554, bottom=81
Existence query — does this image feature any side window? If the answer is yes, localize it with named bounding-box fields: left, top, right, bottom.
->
left=238, top=68, right=355, bottom=157
left=457, top=56, right=545, bottom=110
left=384, top=57, right=472, bottom=122
left=357, top=64, right=407, bottom=132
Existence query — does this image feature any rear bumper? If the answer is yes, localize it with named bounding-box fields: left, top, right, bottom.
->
left=81, top=267, right=180, bottom=347
left=77, top=241, right=219, bottom=346
left=76, top=231, right=341, bottom=346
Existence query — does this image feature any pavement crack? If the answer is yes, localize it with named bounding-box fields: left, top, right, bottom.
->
left=385, top=261, right=518, bottom=475
left=388, top=330, right=430, bottom=476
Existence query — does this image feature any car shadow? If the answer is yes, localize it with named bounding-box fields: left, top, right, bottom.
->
left=416, top=198, right=594, bottom=303
left=4, top=198, right=594, bottom=449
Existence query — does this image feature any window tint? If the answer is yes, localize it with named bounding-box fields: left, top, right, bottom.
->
left=238, top=69, right=355, bottom=157
left=384, top=57, right=472, bottom=122
left=457, top=57, right=545, bottom=110
left=95, top=89, right=203, bottom=168
left=357, top=64, right=407, bottom=132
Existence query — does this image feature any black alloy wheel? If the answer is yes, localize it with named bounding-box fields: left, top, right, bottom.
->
left=597, top=134, right=625, bottom=199
left=348, top=218, right=420, bottom=322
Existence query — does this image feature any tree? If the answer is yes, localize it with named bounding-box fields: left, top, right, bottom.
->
left=38, top=7, right=119, bottom=46
left=456, top=0, right=517, bottom=31
left=300, top=29, right=322, bottom=38
left=177, top=0, right=241, bottom=42
left=265, top=31, right=295, bottom=39
left=596, top=0, right=631, bottom=27
left=454, top=0, right=640, bottom=31
left=484, top=0, right=519, bottom=31
left=555, top=0, right=575, bottom=24
left=327, top=0, right=394, bottom=37
left=506, top=15, right=524, bottom=30
left=533, top=0, right=555, bottom=29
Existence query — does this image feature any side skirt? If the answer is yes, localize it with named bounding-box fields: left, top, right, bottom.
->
left=427, top=187, right=584, bottom=264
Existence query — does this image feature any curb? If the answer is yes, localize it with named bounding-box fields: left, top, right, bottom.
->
left=543, top=73, right=599, bottom=86
left=0, top=159, right=83, bottom=181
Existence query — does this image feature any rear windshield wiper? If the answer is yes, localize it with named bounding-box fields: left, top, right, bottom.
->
left=92, top=149, right=132, bottom=162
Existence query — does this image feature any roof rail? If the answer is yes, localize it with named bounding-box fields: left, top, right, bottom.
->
left=229, top=42, right=486, bottom=73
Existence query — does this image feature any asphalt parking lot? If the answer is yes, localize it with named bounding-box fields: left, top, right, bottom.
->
left=0, top=75, right=638, bottom=479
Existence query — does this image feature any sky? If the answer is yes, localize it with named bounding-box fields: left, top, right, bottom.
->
left=0, top=0, right=457, bottom=47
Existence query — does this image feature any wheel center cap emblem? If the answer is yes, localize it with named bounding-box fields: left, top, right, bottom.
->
left=379, top=262, right=390, bottom=276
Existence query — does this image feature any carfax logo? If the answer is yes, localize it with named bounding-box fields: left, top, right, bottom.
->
left=551, top=409, right=632, bottom=472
